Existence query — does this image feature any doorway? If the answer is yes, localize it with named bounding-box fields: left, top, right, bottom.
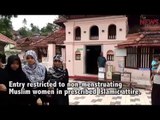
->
left=85, top=45, right=101, bottom=74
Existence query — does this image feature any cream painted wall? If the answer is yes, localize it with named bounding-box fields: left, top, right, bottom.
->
left=73, top=45, right=85, bottom=76
left=124, top=68, right=151, bottom=86
left=63, top=16, right=151, bottom=86
left=103, top=44, right=121, bottom=71
left=65, top=44, right=74, bottom=76
left=47, top=44, right=56, bottom=68
left=64, top=15, right=128, bottom=77
left=65, top=15, right=127, bottom=43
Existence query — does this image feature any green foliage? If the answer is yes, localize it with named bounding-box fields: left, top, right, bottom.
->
left=18, top=19, right=59, bottom=37
left=30, top=23, right=40, bottom=34
left=18, top=27, right=32, bottom=37
left=40, top=23, right=59, bottom=36
left=1, top=15, right=17, bottom=19
left=0, top=17, right=13, bottom=38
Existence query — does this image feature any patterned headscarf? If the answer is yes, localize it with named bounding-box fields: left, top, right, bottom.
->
left=48, top=55, right=67, bottom=83
left=53, top=54, right=63, bottom=62
left=22, top=50, right=46, bottom=83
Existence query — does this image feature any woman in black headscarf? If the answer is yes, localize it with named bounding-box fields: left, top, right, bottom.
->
left=2, top=55, right=34, bottom=106
left=0, top=56, right=7, bottom=107
left=47, top=55, right=69, bottom=105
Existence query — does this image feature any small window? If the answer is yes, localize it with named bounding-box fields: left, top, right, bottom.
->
left=56, top=46, right=62, bottom=55
left=75, top=27, right=81, bottom=40
left=108, top=24, right=116, bottom=39
left=90, top=25, right=99, bottom=40
left=107, top=50, right=114, bottom=61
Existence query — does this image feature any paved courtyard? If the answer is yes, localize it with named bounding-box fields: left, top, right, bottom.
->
left=68, top=80, right=151, bottom=105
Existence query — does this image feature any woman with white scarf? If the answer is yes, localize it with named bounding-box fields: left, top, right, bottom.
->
left=23, top=50, right=48, bottom=105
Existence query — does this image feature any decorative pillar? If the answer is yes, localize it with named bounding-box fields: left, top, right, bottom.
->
left=61, top=47, right=66, bottom=68
left=48, top=43, right=56, bottom=68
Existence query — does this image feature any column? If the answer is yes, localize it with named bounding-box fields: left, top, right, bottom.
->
left=47, top=43, right=56, bottom=68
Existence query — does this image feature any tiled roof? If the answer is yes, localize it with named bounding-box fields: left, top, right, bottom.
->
left=138, top=32, right=160, bottom=45
left=65, top=15, right=107, bottom=19
left=54, top=17, right=67, bottom=24
left=117, top=32, right=160, bottom=48
left=0, top=33, right=16, bottom=45
left=47, top=29, right=65, bottom=44
left=141, top=25, right=160, bottom=31
left=31, top=29, right=65, bottom=47
left=16, top=36, right=45, bottom=50
left=53, top=15, right=107, bottom=26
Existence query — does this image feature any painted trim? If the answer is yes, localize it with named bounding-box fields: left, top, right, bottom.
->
left=64, top=40, right=125, bottom=45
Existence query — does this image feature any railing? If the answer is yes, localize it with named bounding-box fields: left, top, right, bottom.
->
left=75, top=37, right=81, bottom=40
left=108, top=35, right=116, bottom=39
left=90, top=36, right=99, bottom=40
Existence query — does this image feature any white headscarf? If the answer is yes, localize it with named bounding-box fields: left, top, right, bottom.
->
left=22, top=50, right=46, bottom=83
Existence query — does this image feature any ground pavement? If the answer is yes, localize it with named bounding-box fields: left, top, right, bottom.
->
left=68, top=79, right=151, bottom=105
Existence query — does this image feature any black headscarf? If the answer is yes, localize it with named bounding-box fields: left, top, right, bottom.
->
left=4, top=55, right=26, bottom=82
left=5, top=55, right=22, bottom=74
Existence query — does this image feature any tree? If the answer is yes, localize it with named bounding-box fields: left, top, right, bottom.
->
left=0, top=15, right=17, bottom=19
left=0, top=15, right=17, bottom=39
left=0, top=18, right=13, bottom=38
left=30, top=23, right=40, bottom=34
left=40, top=23, right=59, bottom=36
left=17, top=18, right=32, bottom=38
left=58, top=15, right=66, bottom=18
left=46, top=23, right=53, bottom=32
left=40, top=27, right=48, bottom=36
left=23, top=18, right=27, bottom=26
left=30, top=23, right=33, bottom=28
left=18, top=27, right=32, bottom=37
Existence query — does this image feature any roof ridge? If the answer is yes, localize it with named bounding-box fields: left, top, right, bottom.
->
left=0, top=33, right=16, bottom=45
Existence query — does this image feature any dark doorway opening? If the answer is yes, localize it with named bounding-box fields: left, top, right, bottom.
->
left=85, top=45, right=101, bottom=74
left=153, top=48, right=160, bottom=54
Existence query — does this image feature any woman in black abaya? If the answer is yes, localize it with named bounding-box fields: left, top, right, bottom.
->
left=2, top=55, right=34, bottom=106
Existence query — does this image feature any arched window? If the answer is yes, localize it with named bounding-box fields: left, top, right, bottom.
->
left=108, top=24, right=116, bottom=39
left=90, top=25, right=99, bottom=40
left=107, top=50, right=114, bottom=61
left=75, top=27, right=81, bottom=40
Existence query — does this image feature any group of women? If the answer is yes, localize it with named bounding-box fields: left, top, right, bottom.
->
left=0, top=50, right=69, bottom=107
